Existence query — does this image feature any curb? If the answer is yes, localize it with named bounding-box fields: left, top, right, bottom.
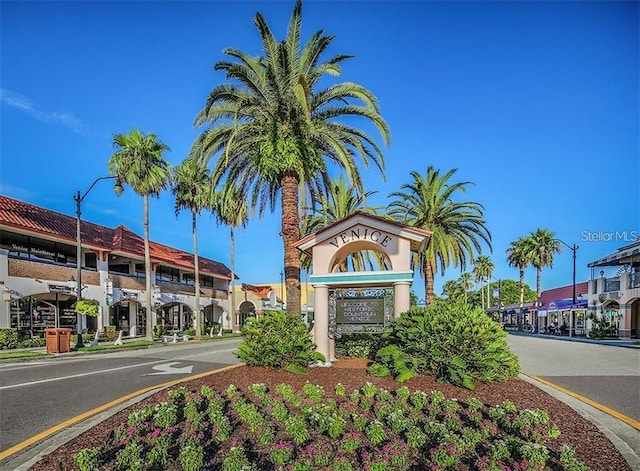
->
left=519, top=373, right=640, bottom=470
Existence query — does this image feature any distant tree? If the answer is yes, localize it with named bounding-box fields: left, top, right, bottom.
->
left=459, top=272, right=474, bottom=304
left=469, top=279, right=536, bottom=309
left=473, top=255, right=494, bottom=309
left=442, top=279, right=464, bottom=300
left=526, top=228, right=561, bottom=300
left=388, top=167, right=491, bottom=304
left=109, top=128, right=171, bottom=341
left=171, top=157, right=213, bottom=339
left=211, top=181, right=249, bottom=326
left=506, top=237, right=532, bottom=314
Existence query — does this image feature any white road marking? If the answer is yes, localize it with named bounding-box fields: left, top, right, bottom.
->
left=0, top=359, right=169, bottom=390
left=145, top=362, right=194, bottom=375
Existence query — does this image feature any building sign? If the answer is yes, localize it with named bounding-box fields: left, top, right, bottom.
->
left=49, top=284, right=74, bottom=295
left=329, top=287, right=393, bottom=334
left=336, top=297, right=384, bottom=324
left=33, top=303, right=56, bottom=327
left=326, top=226, right=393, bottom=249
left=59, top=308, right=77, bottom=328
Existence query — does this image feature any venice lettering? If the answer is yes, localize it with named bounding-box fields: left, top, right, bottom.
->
left=328, top=228, right=392, bottom=248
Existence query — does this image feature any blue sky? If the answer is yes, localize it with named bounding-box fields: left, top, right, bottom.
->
left=1, top=0, right=638, bottom=300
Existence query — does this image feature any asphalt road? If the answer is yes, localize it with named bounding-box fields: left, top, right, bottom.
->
left=506, top=335, right=640, bottom=421
left=0, top=338, right=242, bottom=453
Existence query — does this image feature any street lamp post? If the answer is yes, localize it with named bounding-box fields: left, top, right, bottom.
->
left=279, top=271, right=284, bottom=309
left=555, top=238, right=578, bottom=338
left=74, top=176, right=124, bottom=349
left=554, top=239, right=578, bottom=306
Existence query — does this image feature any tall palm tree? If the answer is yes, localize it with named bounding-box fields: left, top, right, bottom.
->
left=191, top=0, right=390, bottom=315
left=108, top=128, right=171, bottom=341
left=211, top=181, right=248, bottom=330
left=506, top=237, right=531, bottom=309
left=388, top=167, right=492, bottom=304
left=526, top=228, right=561, bottom=300
left=458, top=272, right=473, bottom=304
left=301, top=174, right=384, bottom=272
left=473, top=255, right=494, bottom=309
left=171, top=157, right=212, bottom=339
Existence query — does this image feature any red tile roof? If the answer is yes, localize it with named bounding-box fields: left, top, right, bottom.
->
left=0, top=195, right=233, bottom=279
left=539, top=282, right=589, bottom=306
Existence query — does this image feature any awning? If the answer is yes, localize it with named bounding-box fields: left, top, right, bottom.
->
left=547, top=297, right=588, bottom=310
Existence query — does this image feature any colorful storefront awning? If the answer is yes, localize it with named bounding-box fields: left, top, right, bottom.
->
left=547, top=297, right=588, bottom=310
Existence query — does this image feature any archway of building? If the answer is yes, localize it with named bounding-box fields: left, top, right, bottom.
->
left=157, top=302, right=194, bottom=332
left=109, top=300, right=143, bottom=337
left=203, top=303, right=225, bottom=335
left=602, top=301, right=620, bottom=333
left=238, top=300, right=256, bottom=327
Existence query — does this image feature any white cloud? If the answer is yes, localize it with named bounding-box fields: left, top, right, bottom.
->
left=0, top=88, right=86, bottom=133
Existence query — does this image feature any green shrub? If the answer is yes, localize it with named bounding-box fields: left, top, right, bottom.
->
left=74, top=299, right=100, bottom=317
left=234, top=310, right=325, bottom=372
left=587, top=313, right=618, bottom=339
left=368, top=301, right=520, bottom=389
left=203, top=322, right=220, bottom=336
left=18, top=337, right=46, bottom=348
left=74, top=447, right=103, bottom=471
left=0, top=329, right=19, bottom=349
left=335, top=333, right=384, bottom=359
left=183, top=328, right=196, bottom=337
left=153, top=324, right=165, bottom=338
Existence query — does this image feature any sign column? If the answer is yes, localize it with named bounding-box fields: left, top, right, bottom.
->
left=312, top=284, right=331, bottom=366
left=393, top=281, right=411, bottom=318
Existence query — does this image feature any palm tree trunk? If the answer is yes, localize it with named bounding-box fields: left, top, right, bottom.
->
left=144, top=195, right=153, bottom=342
left=229, top=225, right=236, bottom=333
left=425, top=262, right=434, bottom=304
left=192, top=212, right=201, bottom=339
left=536, top=267, right=542, bottom=300
left=281, top=172, right=301, bottom=316
left=519, top=269, right=525, bottom=306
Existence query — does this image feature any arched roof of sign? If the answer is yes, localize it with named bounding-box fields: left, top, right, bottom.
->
left=295, top=211, right=432, bottom=254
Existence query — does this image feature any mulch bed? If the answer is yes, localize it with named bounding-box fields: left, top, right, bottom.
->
left=29, top=361, right=631, bottom=470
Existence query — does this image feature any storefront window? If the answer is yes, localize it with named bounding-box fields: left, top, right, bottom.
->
left=201, top=275, right=213, bottom=287
left=1, top=230, right=30, bottom=258
left=85, top=252, right=97, bottom=269
left=0, top=231, right=75, bottom=265
left=156, top=266, right=180, bottom=282
left=184, top=274, right=195, bottom=286
left=110, top=263, right=131, bottom=274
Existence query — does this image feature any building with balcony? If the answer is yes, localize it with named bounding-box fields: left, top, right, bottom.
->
left=0, top=195, right=235, bottom=338
left=587, top=241, right=640, bottom=338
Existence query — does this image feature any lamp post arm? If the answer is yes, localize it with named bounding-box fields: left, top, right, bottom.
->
left=77, top=176, right=119, bottom=205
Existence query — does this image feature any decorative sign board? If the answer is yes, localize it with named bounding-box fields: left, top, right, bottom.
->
left=329, top=287, right=393, bottom=335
